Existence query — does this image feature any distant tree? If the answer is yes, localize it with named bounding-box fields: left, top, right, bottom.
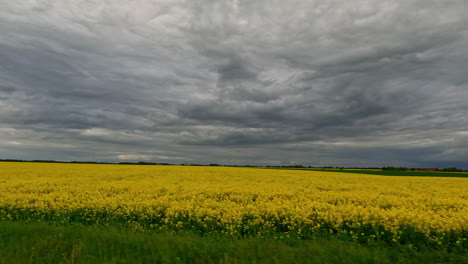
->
left=382, top=166, right=407, bottom=171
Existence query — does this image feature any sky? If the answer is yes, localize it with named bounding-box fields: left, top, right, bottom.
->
left=1, top=0, right=467, bottom=168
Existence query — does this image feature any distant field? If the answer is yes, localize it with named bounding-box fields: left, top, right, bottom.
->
left=0, top=162, right=467, bottom=262
left=274, top=168, right=468, bottom=178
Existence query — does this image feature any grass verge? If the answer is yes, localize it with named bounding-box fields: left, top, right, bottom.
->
left=0, top=222, right=466, bottom=264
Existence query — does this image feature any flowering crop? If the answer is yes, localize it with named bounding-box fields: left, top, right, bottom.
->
left=0, top=162, right=466, bottom=249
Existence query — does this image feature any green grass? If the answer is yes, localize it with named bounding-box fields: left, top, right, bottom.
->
left=271, top=168, right=468, bottom=178
left=0, top=222, right=466, bottom=264
left=3, top=207, right=467, bottom=251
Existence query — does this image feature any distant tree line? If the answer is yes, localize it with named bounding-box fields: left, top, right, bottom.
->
left=382, top=166, right=464, bottom=172
left=118, top=161, right=173, bottom=165
left=441, top=167, right=463, bottom=172
left=0, top=159, right=466, bottom=171
left=382, top=167, right=408, bottom=171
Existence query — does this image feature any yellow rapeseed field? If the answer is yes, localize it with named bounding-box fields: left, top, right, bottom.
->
left=0, top=162, right=467, bottom=248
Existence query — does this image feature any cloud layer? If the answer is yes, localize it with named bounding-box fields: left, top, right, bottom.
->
left=1, top=0, right=467, bottom=167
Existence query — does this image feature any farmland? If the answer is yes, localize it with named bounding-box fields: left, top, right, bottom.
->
left=0, top=162, right=467, bottom=263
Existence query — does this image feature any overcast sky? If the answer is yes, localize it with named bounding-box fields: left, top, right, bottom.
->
left=1, top=0, right=467, bottom=168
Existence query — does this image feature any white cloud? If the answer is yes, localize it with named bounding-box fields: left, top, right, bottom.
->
left=117, top=154, right=153, bottom=160
left=7, top=141, right=22, bottom=145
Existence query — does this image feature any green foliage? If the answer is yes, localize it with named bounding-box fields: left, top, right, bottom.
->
left=1, top=207, right=466, bottom=252
left=0, top=222, right=466, bottom=264
left=382, top=167, right=408, bottom=171
left=442, top=167, right=463, bottom=172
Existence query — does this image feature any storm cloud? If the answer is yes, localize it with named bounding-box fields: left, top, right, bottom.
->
left=1, top=0, right=467, bottom=167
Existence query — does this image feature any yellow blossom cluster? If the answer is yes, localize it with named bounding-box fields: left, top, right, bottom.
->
left=0, top=162, right=466, bottom=248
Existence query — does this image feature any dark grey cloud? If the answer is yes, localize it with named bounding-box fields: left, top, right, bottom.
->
left=0, top=85, right=16, bottom=93
left=1, top=0, right=467, bottom=168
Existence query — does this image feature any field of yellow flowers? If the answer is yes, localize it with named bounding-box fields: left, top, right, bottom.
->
left=0, top=162, right=467, bottom=249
